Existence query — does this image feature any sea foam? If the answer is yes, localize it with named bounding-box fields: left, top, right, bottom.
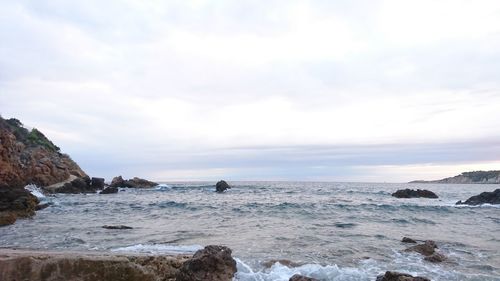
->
left=111, top=243, right=202, bottom=254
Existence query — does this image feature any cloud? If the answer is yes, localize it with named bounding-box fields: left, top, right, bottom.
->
left=1, top=0, right=500, bottom=181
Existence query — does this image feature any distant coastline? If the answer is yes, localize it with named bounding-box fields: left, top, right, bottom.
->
left=409, top=170, right=500, bottom=184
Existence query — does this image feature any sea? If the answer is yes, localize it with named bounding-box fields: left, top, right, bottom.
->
left=1, top=182, right=499, bottom=281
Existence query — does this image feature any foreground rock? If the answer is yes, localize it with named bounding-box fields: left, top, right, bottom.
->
left=0, top=248, right=189, bottom=281
left=176, top=245, right=237, bottom=281
left=456, top=189, right=500, bottom=205
left=0, top=187, right=39, bottom=226
left=392, top=189, right=438, bottom=199
left=215, top=180, right=231, bottom=193
left=289, top=274, right=319, bottom=281
left=376, top=271, right=431, bottom=281
left=110, top=176, right=158, bottom=188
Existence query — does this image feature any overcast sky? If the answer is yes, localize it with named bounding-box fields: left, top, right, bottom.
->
left=1, top=0, right=500, bottom=182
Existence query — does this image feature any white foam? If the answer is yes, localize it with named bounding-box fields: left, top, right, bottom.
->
left=234, top=258, right=377, bottom=281
left=111, top=243, right=202, bottom=254
left=155, top=184, right=171, bottom=190
left=24, top=184, right=46, bottom=199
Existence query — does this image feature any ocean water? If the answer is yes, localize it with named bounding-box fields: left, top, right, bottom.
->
left=1, top=182, right=499, bottom=280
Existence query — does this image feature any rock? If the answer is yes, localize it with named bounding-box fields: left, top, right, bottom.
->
left=0, top=248, right=190, bottom=281
left=110, top=175, right=125, bottom=187
left=215, top=180, right=231, bottom=193
left=176, top=245, right=237, bottom=281
left=262, top=259, right=302, bottom=268
left=54, top=177, right=96, bottom=194
left=0, top=116, right=87, bottom=189
left=424, top=252, right=446, bottom=263
left=404, top=240, right=437, bottom=256
left=376, top=271, right=431, bottom=281
left=35, top=202, right=52, bottom=211
left=392, top=189, right=438, bottom=199
left=110, top=176, right=158, bottom=188
left=102, top=225, right=133, bottom=230
left=90, top=177, right=105, bottom=189
left=289, top=274, right=319, bottom=281
left=456, top=189, right=500, bottom=205
left=0, top=212, right=17, bottom=226
left=0, top=187, right=39, bottom=226
left=100, top=186, right=119, bottom=194
left=402, top=237, right=417, bottom=243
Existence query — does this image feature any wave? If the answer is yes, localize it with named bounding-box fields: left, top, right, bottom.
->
left=25, top=184, right=46, bottom=199
left=111, top=243, right=202, bottom=254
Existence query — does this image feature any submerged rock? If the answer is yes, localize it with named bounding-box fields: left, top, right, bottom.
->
left=376, top=271, right=431, bottom=281
left=456, top=189, right=500, bottom=205
left=35, top=202, right=52, bottom=211
left=392, top=189, right=438, bottom=199
left=0, top=187, right=39, bottom=226
left=404, top=240, right=437, bottom=256
left=215, top=180, right=231, bottom=193
left=424, top=252, right=446, bottom=263
left=176, top=245, right=237, bottom=281
left=289, top=274, right=319, bottom=281
left=0, top=248, right=189, bottom=281
left=102, top=225, right=133, bottom=230
left=401, top=237, right=417, bottom=244
left=110, top=176, right=158, bottom=188
left=100, top=186, right=118, bottom=194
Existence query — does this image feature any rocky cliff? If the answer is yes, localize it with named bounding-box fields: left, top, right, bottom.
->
left=409, top=170, right=500, bottom=184
left=0, top=116, right=87, bottom=189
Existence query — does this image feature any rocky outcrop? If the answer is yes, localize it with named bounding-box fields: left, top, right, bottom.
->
left=0, top=187, right=39, bottom=226
left=410, top=170, right=500, bottom=184
left=215, top=180, right=231, bottom=193
left=404, top=240, right=446, bottom=263
left=289, top=274, right=319, bottom=281
left=376, top=271, right=431, bottom=281
left=456, top=189, right=500, bottom=205
left=0, top=116, right=87, bottom=189
left=91, top=177, right=105, bottom=189
left=100, top=186, right=119, bottom=194
left=53, top=176, right=98, bottom=194
left=110, top=176, right=158, bottom=188
left=392, top=189, right=438, bottom=199
left=176, top=245, right=237, bottom=281
left=0, top=248, right=190, bottom=281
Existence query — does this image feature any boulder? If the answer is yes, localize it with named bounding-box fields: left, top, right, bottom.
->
left=110, top=176, right=157, bottom=188
left=176, top=245, right=237, bottom=281
left=392, top=189, right=438, bottom=199
left=456, top=189, right=500, bottom=205
left=90, top=177, right=105, bottom=189
left=0, top=187, right=39, bottom=226
left=215, top=180, right=231, bottom=193
left=289, top=274, right=319, bottom=281
left=100, top=186, right=118, bottom=194
left=402, top=237, right=417, bottom=244
left=110, top=176, right=125, bottom=187
left=376, top=271, right=431, bottom=281
left=404, top=240, right=437, bottom=256
left=424, top=252, right=446, bottom=263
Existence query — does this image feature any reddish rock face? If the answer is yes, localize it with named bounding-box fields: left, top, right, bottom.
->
left=0, top=117, right=87, bottom=189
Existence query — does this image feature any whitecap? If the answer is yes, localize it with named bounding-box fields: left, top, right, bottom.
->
left=111, top=243, right=202, bottom=254
left=24, top=184, right=46, bottom=199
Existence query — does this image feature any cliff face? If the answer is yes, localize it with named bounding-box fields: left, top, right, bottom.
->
left=0, top=116, right=87, bottom=189
left=410, top=170, right=500, bottom=184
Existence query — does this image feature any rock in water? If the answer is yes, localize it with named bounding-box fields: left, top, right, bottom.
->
left=176, top=245, right=237, bottom=281
left=401, top=237, right=417, bottom=243
left=100, top=186, right=118, bottom=194
left=110, top=176, right=125, bottom=187
left=215, top=180, right=231, bottom=193
left=404, top=240, right=437, bottom=256
left=424, top=252, right=446, bottom=263
left=392, top=189, right=438, bottom=199
left=54, top=177, right=97, bottom=194
left=110, top=176, right=158, bottom=188
left=0, top=187, right=39, bottom=226
left=456, top=189, right=500, bottom=205
left=90, top=177, right=105, bottom=189
left=376, top=271, right=431, bottom=281
left=289, top=274, right=319, bottom=281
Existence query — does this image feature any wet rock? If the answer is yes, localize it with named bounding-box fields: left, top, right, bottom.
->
left=54, top=177, right=96, bottom=194
left=110, top=176, right=158, bottom=188
left=376, top=271, right=431, bottom=281
left=262, top=259, right=302, bottom=268
left=0, top=187, right=39, bottom=226
left=424, top=252, right=446, bottom=263
left=392, top=189, right=438, bottom=199
left=215, top=180, right=231, bottom=193
left=100, top=186, right=118, bottom=194
left=102, top=225, right=133, bottom=230
left=456, top=189, right=500, bottom=205
left=90, top=177, right=105, bottom=189
left=176, top=245, right=237, bottom=281
left=402, top=237, right=417, bottom=243
left=289, top=274, right=319, bottom=281
left=0, top=248, right=190, bottom=281
left=404, top=240, right=437, bottom=256
left=35, top=202, right=52, bottom=211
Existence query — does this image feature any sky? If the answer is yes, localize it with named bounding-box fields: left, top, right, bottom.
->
left=1, top=0, right=500, bottom=182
